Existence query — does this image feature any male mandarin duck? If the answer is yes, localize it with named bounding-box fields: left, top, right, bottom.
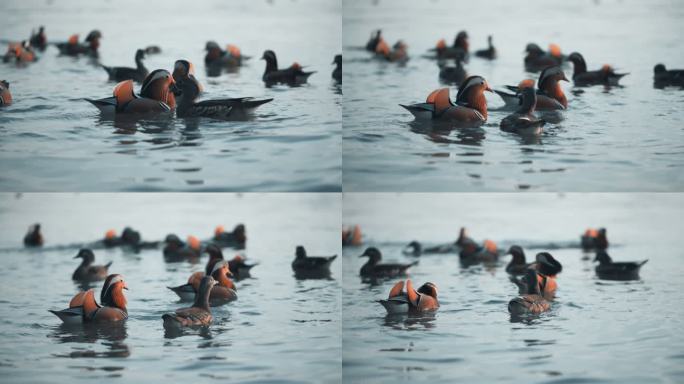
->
left=0, top=80, right=12, bottom=106
left=168, top=260, right=237, bottom=304
left=85, top=79, right=172, bottom=116
left=212, top=224, right=247, bottom=249
left=204, top=41, right=249, bottom=70
left=567, top=52, right=627, bottom=86
left=261, top=50, right=315, bottom=86
left=375, top=39, right=408, bottom=63
left=139, top=69, right=177, bottom=109
left=56, top=30, right=101, bottom=57
left=359, top=247, right=418, bottom=279
left=204, top=244, right=257, bottom=280
left=23, top=223, right=43, bottom=246
left=431, top=31, right=469, bottom=61
left=29, top=26, right=47, bottom=50
left=508, top=269, right=550, bottom=316
left=459, top=238, right=498, bottom=265
left=342, top=225, right=363, bottom=246
left=581, top=227, right=608, bottom=250
left=162, top=276, right=217, bottom=329
left=163, top=234, right=201, bottom=261
left=497, top=67, right=568, bottom=111
left=524, top=43, right=563, bottom=72
left=378, top=280, right=439, bottom=314
left=101, top=49, right=148, bottom=83
left=510, top=252, right=561, bottom=301
left=365, top=29, right=382, bottom=52
left=50, top=274, right=129, bottom=324
left=72, top=249, right=112, bottom=282
left=400, top=76, right=492, bottom=126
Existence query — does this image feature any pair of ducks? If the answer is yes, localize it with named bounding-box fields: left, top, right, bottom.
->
left=86, top=60, right=273, bottom=119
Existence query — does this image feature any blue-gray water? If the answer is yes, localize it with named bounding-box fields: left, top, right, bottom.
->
left=0, top=0, right=341, bottom=191
left=0, top=193, right=341, bottom=383
left=342, top=0, right=684, bottom=191
left=342, top=193, right=684, bottom=383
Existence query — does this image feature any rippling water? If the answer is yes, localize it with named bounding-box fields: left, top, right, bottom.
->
left=342, top=193, right=684, bottom=383
left=0, top=193, right=341, bottom=383
left=0, top=0, right=341, bottom=191
left=342, top=0, right=684, bottom=191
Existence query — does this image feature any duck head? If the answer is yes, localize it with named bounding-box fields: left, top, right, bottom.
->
left=164, top=234, right=185, bottom=249
left=121, top=227, right=141, bottom=245
left=417, top=282, right=438, bottom=299
left=404, top=241, right=422, bottom=256
left=654, top=63, right=667, bottom=74
left=204, top=243, right=224, bottom=261
left=85, top=30, right=102, bottom=50
left=233, top=224, right=246, bottom=243
left=454, top=31, right=469, bottom=51
left=140, top=69, right=176, bottom=108
left=525, top=43, right=544, bottom=55
left=536, top=252, right=562, bottom=276
left=507, top=245, right=526, bottom=265
left=261, top=50, right=278, bottom=71
left=594, top=250, right=613, bottom=265
left=538, top=66, right=568, bottom=90
left=332, top=54, right=342, bottom=67
left=517, top=86, right=538, bottom=114
left=101, top=274, right=128, bottom=310
left=210, top=259, right=234, bottom=289
left=456, top=75, right=492, bottom=119
left=74, top=249, right=96, bottom=264
left=296, top=245, right=307, bottom=259
left=359, top=247, right=382, bottom=263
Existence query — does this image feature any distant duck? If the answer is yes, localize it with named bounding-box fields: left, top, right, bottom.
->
left=460, top=238, right=498, bottom=265
left=4, top=41, right=36, bottom=63
left=366, top=29, right=382, bottom=52
left=508, top=269, right=550, bottom=315
left=261, top=50, right=315, bottom=86
left=205, top=41, right=249, bottom=69
left=23, top=223, right=43, bottom=247
left=204, top=243, right=257, bottom=280
left=72, top=249, right=112, bottom=282
left=378, top=280, right=439, bottom=314
left=403, top=241, right=422, bottom=257
left=292, top=245, right=337, bottom=278
left=567, top=52, right=627, bottom=86
left=29, top=26, right=47, bottom=50
left=342, top=225, right=363, bottom=246
left=332, top=54, right=342, bottom=83
left=85, top=79, right=172, bottom=116
left=0, top=80, right=12, bottom=106
left=168, top=260, right=237, bottom=304
left=594, top=250, right=648, bottom=281
left=400, top=76, right=492, bottom=126
left=56, top=30, right=101, bottom=57
left=163, top=234, right=201, bottom=262
left=101, top=49, right=148, bottom=83
left=499, top=86, right=545, bottom=135
left=432, top=31, right=469, bottom=61
left=653, top=64, right=684, bottom=88
left=505, top=245, right=529, bottom=275
left=359, top=247, right=418, bottom=278
left=163, top=276, right=217, bottom=329
left=50, top=274, right=129, bottom=324
left=212, top=224, right=247, bottom=249
left=524, top=43, right=563, bottom=72
left=375, top=39, right=409, bottom=63
left=474, top=35, right=496, bottom=60
left=581, top=227, right=608, bottom=251
left=438, top=55, right=467, bottom=85
left=144, top=45, right=161, bottom=54
left=405, top=227, right=474, bottom=255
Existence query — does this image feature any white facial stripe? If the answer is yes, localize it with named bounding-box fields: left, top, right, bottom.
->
left=211, top=261, right=228, bottom=275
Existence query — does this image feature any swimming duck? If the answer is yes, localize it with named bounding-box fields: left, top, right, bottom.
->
left=23, top=223, right=43, bottom=246
left=375, top=39, right=409, bottom=63
left=511, top=252, right=561, bottom=300
left=72, top=249, right=112, bottom=282
left=474, top=35, right=496, bottom=60
left=4, top=41, right=36, bottom=63
left=205, top=41, right=249, bottom=69
left=0, top=80, right=12, bottom=106
left=85, top=80, right=172, bottom=116
left=101, top=49, right=148, bottom=83
left=653, top=64, right=684, bottom=88
left=378, top=280, right=439, bottom=314
left=292, top=245, right=337, bottom=277
left=163, top=234, right=201, bottom=262
left=29, top=26, right=47, bottom=50
left=140, top=69, right=177, bottom=109
left=168, top=260, right=237, bottom=304
left=212, top=224, right=247, bottom=249
left=508, top=269, right=550, bottom=315
left=342, top=225, right=363, bottom=246
left=567, top=52, right=627, bottom=86
left=406, top=227, right=474, bottom=255
left=56, top=30, right=101, bottom=57
left=594, top=250, right=647, bottom=281
left=495, top=66, right=567, bottom=110
left=359, top=247, right=418, bottom=278
left=175, top=71, right=272, bottom=119
left=505, top=245, right=529, bottom=275
left=402, top=241, right=422, bottom=257
left=332, top=54, right=342, bottom=83
left=163, top=276, right=217, bottom=329
left=101, top=227, right=158, bottom=250
left=459, top=238, right=498, bottom=265
left=366, top=30, right=382, bottom=52
left=524, top=43, right=563, bottom=72
left=204, top=244, right=257, bottom=280
left=581, top=227, right=608, bottom=250
left=438, top=55, right=467, bottom=85
left=431, top=31, right=469, bottom=61
left=499, top=86, right=545, bottom=135
left=50, top=274, right=129, bottom=323
left=400, top=76, right=492, bottom=126
left=261, top=50, right=315, bottom=86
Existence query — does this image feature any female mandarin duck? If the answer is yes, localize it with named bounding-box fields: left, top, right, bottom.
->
left=163, top=276, right=217, bottom=329
left=508, top=269, right=550, bottom=316
left=261, top=50, right=315, bottom=86
left=50, top=274, right=129, bottom=324
left=359, top=247, right=418, bottom=279
left=168, top=259, right=237, bottom=304
left=72, top=249, right=112, bottom=282
left=23, top=223, right=43, bottom=246
left=500, top=86, right=545, bottom=135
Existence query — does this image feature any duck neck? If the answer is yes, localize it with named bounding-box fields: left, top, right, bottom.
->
left=264, top=57, right=278, bottom=75
left=468, top=92, right=488, bottom=119
left=542, top=81, right=567, bottom=108
left=214, top=271, right=235, bottom=290
left=573, top=59, right=587, bottom=76
left=136, top=56, right=146, bottom=72
left=194, top=283, right=212, bottom=310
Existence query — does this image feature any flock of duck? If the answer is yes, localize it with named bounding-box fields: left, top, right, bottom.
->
left=22, top=223, right=337, bottom=330
left=1, top=27, right=343, bottom=116
left=363, top=29, right=683, bottom=135
left=342, top=225, right=648, bottom=317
